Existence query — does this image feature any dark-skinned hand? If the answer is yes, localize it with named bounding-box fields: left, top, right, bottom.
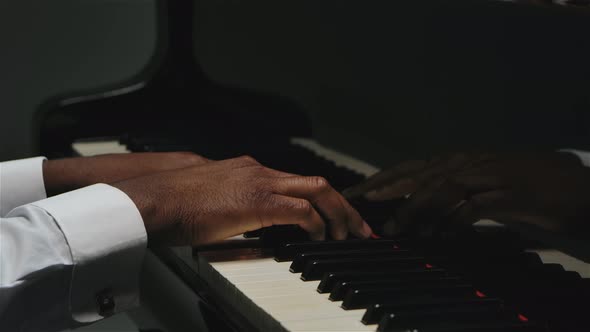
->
left=113, top=156, right=372, bottom=245
left=343, top=152, right=590, bottom=238
left=43, top=152, right=210, bottom=196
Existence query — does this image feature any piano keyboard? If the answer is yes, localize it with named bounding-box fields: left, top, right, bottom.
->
left=73, top=136, right=590, bottom=331
left=195, top=231, right=590, bottom=332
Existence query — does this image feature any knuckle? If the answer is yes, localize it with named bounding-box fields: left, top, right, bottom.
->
left=168, top=152, right=201, bottom=164
left=308, top=176, right=330, bottom=190
left=183, top=153, right=203, bottom=164
left=292, top=199, right=314, bottom=216
left=248, top=165, right=268, bottom=174
left=236, top=155, right=259, bottom=165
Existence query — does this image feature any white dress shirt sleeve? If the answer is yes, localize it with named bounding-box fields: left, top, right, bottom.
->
left=0, top=157, right=47, bottom=216
left=1, top=157, right=147, bottom=332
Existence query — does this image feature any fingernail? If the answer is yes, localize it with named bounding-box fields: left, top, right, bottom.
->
left=362, top=221, right=373, bottom=238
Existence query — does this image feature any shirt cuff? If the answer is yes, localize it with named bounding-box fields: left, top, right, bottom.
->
left=0, top=157, right=47, bottom=217
left=558, top=149, right=590, bottom=167
left=31, top=184, right=147, bottom=323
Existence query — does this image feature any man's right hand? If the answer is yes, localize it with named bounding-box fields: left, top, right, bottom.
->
left=113, top=156, right=372, bottom=245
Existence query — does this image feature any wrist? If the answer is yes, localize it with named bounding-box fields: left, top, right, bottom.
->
left=42, top=157, right=105, bottom=195
left=43, top=159, right=77, bottom=196
left=111, top=178, right=161, bottom=235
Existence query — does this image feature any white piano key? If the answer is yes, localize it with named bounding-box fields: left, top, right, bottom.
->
left=284, top=316, right=375, bottom=332
left=72, top=140, right=130, bottom=156
left=210, top=258, right=278, bottom=272
left=211, top=258, right=375, bottom=331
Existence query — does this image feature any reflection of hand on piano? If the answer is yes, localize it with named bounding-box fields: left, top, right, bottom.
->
left=344, top=152, right=590, bottom=238
left=112, top=155, right=373, bottom=245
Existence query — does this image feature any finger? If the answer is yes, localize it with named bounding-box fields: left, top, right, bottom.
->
left=274, top=176, right=371, bottom=239
left=449, top=190, right=513, bottom=227
left=226, top=155, right=261, bottom=168
left=364, top=178, right=417, bottom=201
left=153, top=194, right=328, bottom=245
left=259, top=167, right=299, bottom=178
left=450, top=175, right=508, bottom=195
left=410, top=154, right=472, bottom=186
left=358, top=154, right=475, bottom=202
left=268, top=195, right=326, bottom=240
left=394, top=176, right=465, bottom=235
left=396, top=174, right=507, bottom=235
left=339, top=194, right=373, bottom=239
left=342, top=160, right=427, bottom=199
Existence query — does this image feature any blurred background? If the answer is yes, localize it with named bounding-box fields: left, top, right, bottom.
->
left=1, top=0, right=589, bottom=166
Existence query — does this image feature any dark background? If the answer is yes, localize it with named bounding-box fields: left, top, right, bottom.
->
left=1, top=0, right=590, bottom=168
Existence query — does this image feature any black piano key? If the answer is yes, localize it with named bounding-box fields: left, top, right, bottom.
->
left=456, top=260, right=563, bottom=285
left=422, top=233, right=524, bottom=255
left=274, top=239, right=406, bottom=261
left=330, top=276, right=465, bottom=301
left=447, top=252, right=543, bottom=269
left=290, top=248, right=412, bottom=273
left=474, top=268, right=580, bottom=299
left=341, top=284, right=476, bottom=310
left=362, top=298, right=504, bottom=325
left=377, top=316, right=547, bottom=332
left=469, top=263, right=565, bottom=282
left=243, top=229, right=263, bottom=238
left=437, top=253, right=544, bottom=280
left=495, top=278, right=589, bottom=311
left=301, top=256, right=433, bottom=281
left=317, top=268, right=447, bottom=293
left=259, top=225, right=310, bottom=246
left=375, top=306, right=525, bottom=331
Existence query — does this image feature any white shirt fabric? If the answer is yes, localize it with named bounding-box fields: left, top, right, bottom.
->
left=0, top=157, right=147, bottom=332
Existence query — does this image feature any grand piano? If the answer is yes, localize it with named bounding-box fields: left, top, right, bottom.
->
left=39, top=0, right=590, bottom=331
